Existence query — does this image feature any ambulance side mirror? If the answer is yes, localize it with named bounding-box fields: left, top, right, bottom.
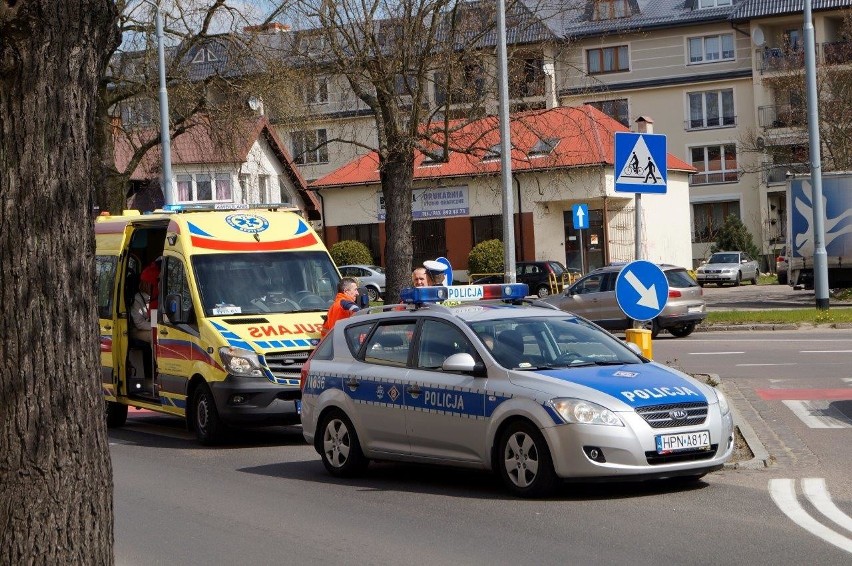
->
left=166, top=293, right=189, bottom=324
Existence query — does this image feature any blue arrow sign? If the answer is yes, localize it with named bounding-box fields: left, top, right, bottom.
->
left=435, top=256, right=453, bottom=285
left=614, top=132, right=667, bottom=194
left=572, top=203, right=589, bottom=230
left=614, top=260, right=669, bottom=321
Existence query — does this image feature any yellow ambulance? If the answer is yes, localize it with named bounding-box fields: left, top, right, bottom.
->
left=96, top=203, right=340, bottom=444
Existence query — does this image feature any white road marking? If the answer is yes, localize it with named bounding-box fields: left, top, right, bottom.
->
left=736, top=363, right=797, bottom=367
left=688, top=351, right=745, bottom=355
left=800, top=350, right=852, bottom=353
left=782, top=400, right=852, bottom=429
left=802, top=478, right=852, bottom=535
left=769, top=478, right=852, bottom=554
left=842, top=378, right=852, bottom=384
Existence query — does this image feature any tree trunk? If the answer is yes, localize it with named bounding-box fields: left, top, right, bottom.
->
left=0, top=2, right=119, bottom=563
left=94, top=87, right=132, bottom=214
left=380, top=149, right=415, bottom=304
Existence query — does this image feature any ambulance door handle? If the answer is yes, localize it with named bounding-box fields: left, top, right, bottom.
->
left=407, top=385, right=421, bottom=398
left=345, top=378, right=359, bottom=390
left=159, top=328, right=169, bottom=336
left=103, top=325, right=112, bottom=331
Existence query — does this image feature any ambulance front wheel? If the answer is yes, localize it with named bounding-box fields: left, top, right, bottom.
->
left=105, top=401, right=128, bottom=428
left=318, top=409, right=368, bottom=478
left=193, top=383, right=224, bottom=445
left=497, top=420, right=558, bottom=498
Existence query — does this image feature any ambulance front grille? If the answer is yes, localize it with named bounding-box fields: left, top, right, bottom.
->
left=264, top=350, right=311, bottom=379
left=635, top=402, right=708, bottom=429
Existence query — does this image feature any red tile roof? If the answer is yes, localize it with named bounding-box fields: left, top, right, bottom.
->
left=312, top=105, right=694, bottom=188
left=114, top=115, right=317, bottom=210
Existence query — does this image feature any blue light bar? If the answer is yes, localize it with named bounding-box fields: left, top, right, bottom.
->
left=400, top=283, right=529, bottom=304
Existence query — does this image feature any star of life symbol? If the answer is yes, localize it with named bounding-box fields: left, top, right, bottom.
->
left=387, top=385, right=400, bottom=402
left=226, top=213, right=270, bottom=234
left=376, top=385, right=385, bottom=400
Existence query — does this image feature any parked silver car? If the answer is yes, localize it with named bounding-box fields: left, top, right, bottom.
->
left=338, top=264, right=386, bottom=302
left=542, top=263, right=705, bottom=338
left=695, top=251, right=760, bottom=287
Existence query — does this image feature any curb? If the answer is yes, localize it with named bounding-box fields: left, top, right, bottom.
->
left=703, top=374, right=771, bottom=470
left=696, top=322, right=852, bottom=332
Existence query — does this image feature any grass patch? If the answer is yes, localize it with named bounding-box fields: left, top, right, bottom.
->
left=707, top=308, right=852, bottom=325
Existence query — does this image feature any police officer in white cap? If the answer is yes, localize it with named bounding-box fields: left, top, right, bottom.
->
left=423, top=260, right=448, bottom=286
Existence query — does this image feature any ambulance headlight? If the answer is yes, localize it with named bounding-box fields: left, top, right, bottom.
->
left=219, top=347, right=264, bottom=378
left=549, top=398, right=623, bottom=426
left=715, top=389, right=730, bottom=416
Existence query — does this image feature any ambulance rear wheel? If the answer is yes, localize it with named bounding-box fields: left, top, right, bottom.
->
left=318, top=409, right=368, bottom=478
left=497, top=420, right=558, bottom=498
left=193, top=383, right=224, bottom=445
left=105, top=401, right=128, bottom=428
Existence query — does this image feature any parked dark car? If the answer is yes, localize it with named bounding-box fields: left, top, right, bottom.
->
left=542, top=263, right=706, bottom=338
left=474, top=260, right=572, bottom=297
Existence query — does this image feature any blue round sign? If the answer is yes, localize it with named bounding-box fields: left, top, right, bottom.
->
left=614, top=260, right=669, bottom=321
left=436, top=256, right=453, bottom=285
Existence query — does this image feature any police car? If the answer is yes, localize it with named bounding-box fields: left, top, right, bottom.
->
left=300, top=284, right=734, bottom=497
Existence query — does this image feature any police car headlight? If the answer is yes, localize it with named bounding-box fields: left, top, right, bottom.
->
left=219, top=347, right=264, bottom=378
left=549, top=399, right=623, bottom=426
left=716, top=389, right=730, bottom=416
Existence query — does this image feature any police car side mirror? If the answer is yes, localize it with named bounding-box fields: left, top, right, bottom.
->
left=442, top=353, right=486, bottom=377
left=166, top=293, right=188, bottom=324
left=625, top=342, right=643, bottom=356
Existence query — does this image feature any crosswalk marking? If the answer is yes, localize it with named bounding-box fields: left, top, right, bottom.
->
left=782, top=400, right=852, bottom=429
left=769, top=478, right=852, bottom=554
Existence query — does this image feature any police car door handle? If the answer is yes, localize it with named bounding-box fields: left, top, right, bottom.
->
left=345, top=378, right=359, bottom=390
left=407, top=385, right=421, bottom=397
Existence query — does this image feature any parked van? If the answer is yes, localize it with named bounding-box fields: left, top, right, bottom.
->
left=96, top=203, right=340, bottom=444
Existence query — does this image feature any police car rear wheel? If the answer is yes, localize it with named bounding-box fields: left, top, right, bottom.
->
left=193, top=384, right=224, bottom=445
left=319, top=410, right=368, bottom=477
left=498, top=421, right=558, bottom=498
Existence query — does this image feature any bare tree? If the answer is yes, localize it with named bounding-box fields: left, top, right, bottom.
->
left=0, top=1, right=119, bottom=562
left=284, top=0, right=562, bottom=302
left=99, top=1, right=300, bottom=212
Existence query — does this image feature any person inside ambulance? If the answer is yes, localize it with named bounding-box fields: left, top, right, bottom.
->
left=130, top=274, right=154, bottom=379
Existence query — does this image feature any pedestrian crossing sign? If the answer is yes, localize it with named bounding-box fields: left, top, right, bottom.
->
left=614, top=132, right=667, bottom=194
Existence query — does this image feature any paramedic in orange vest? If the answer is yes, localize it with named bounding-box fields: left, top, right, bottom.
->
left=321, top=277, right=361, bottom=337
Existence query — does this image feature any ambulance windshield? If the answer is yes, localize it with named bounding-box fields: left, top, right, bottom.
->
left=193, top=251, right=339, bottom=316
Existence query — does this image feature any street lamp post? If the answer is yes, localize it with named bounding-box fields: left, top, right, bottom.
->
left=150, top=1, right=175, bottom=205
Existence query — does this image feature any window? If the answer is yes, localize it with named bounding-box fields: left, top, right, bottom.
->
left=416, top=320, right=474, bottom=369
left=690, top=144, right=738, bottom=185
left=586, top=98, right=629, bottom=127
left=277, top=175, right=292, bottom=204
left=434, top=63, right=485, bottom=105
left=692, top=200, right=740, bottom=242
left=698, top=0, right=731, bottom=7
left=163, top=256, right=194, bottom=325
left=688, top=34, right=735, bottom=63
left=191, top=48, right=217, bottom=64
left=363, top=322, right=416, bottom=366
left=509, top=57, right=545, bottom=98
left=472, top=215, right=503, bottom=245
left=687, top=89, right=735, bottom=129
left=339, top=224, right=381, bottom=263
left=300, top=77, right=328, bottom=105
left=292, top=129, right=329, bottom=164
left=412, top=219, right=446, bottom=267
left=96, top=256, right=117, bottom=319
left=258, top=175, right=269, bottom=203
left=593, top=0, right=630, bottom=20
left=119, top=99, right=154, bottom=127
left=175, top=173, right=232, bottom=203
left=587, top=46, right=629, bottom=75
left=529, top=137, right=559, bottom=157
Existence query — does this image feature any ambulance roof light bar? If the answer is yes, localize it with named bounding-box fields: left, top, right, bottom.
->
left=400, top=283, right=528, bottom=305
left=160, top=202, right=299, bottom=214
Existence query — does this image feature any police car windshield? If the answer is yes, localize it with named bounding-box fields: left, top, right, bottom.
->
left=468, top=316, right=643, bottom=369
left=192, top=251, right=339, bottom=316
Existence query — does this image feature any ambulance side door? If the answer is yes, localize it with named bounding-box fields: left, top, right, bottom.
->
left=96, top=254, right=121, bottom=399
left=155, top=254, right=199, bottom=411
left=404, top=319, right=488, bottom=464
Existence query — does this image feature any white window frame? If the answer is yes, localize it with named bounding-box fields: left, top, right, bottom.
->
left=686, top=88, right=736, bottom=130
left=689, top=143, right=739, bottom=186
left=292, top=129, right=329, bottom=165
left=698, top=0, right=732, bottom=8
left=302, top=77, right=329, bottom=105
left=191, top=48, right=218, bottom=64
left=175, top=172, right=233, bottom=203
left=687, top=33, right=735, bottom=64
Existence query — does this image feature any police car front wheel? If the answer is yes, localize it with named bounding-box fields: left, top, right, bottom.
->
left=319, top=410, right=368, bottom=478
left=498, top=421, right=558, bottom=498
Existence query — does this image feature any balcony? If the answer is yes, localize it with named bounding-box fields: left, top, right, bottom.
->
left=758, top=47, right=806, bottom=73
left=758, top=104, right=806, bottom=129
